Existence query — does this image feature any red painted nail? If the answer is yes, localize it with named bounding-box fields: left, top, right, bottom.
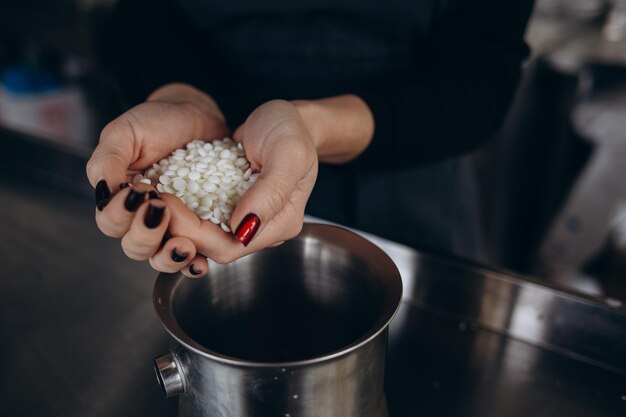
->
left=234, top=213, right=260, bottom=246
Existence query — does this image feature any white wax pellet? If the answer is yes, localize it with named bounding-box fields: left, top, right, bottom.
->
left=213, top=207, right=222, bottom=219
left=199, top=211, right=213, bottom=220
left=209, top=176, right=221, bottom=184
left=188, top=171, right=201, bottom=181
left=201, top=196, right=214, bottom=207
left=220, top=149, right=231, bottom=159
left=243, top=168, right=252, bottom=180
left=159, top=175, right=171, bottom=185
left=156, top=183, right=164, bottom=192
left=163, top=184, right=175, bottom=194
left=173, top=178, right=187, bottom=191
left=234, top=158, right=247, bottom=167
left=220, top=223, right=232, bottom=233
left=187, top=181, right=200, bottom=194
left=202, top=182, right=217, bottom=192
left=164, top=170, right=176, bottom=177
left=218, top=191, right=228, bottom=202
left=159, top=159, right=169, bottom=167
left=177, top=167, right=190, bottom=177
left=220, top=182, right=235, bottom=190
left=209, top=216, right=221, bottom=224
left=219, top=204, right=233, bottom=214
left=139, top=178, right=152, bottom=185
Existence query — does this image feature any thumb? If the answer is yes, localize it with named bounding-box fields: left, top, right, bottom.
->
left=86, top=118, right=135, bottom=194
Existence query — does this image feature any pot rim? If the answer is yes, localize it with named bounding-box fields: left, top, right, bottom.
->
left=153, top=222, right=403, bottom=368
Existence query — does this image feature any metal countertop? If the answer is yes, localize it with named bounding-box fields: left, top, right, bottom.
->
left=1, top=171, right=625, bottom=417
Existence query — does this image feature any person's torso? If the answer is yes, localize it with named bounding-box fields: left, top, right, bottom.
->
left=178, top=0, right=455, bottom=122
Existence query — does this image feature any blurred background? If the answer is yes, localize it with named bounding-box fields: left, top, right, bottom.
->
left=1, top=0, right=626, bottom=302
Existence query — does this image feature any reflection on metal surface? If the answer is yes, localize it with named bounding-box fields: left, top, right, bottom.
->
left=306, top=215, right=626, bottom=374
left=154, top=353, right=186, bottom=398
left=409, top=255, right=626, bottom=374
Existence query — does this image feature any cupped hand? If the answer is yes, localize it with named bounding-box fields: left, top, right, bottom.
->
left=86, top=83, right=229, bottom=275
left=163, top=99, right=319, bottom=264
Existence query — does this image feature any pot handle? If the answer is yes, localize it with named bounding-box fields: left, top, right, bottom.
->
left=154, top=352, right=186, bottom=398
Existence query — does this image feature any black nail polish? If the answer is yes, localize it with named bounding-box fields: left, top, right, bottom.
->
left=172, top=248, right=188, bottom=263
left=189, top=264, right=202, bottom=275
left=119, top=182, right=130, bottom=190
left=148, top=191, right=160, bottom=200
left=95, top=180, right=111, bottom=211
left=124, top=189, right=146, bottom=212
left=144, top=204, right=165, bottom=229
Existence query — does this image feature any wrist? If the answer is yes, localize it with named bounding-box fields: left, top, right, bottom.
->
left=292, top=95, right=374, bottom=164
left=291, top=99, right=328, bottom=153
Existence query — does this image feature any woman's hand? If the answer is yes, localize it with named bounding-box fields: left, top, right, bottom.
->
left=86, top=83, right=229, bottom=276
left=162, top=99, right=319, bottom=264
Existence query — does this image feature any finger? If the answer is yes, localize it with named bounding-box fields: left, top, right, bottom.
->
left=162, top=193, right=251, bottom=263
left=228, top=166, right=299, bottom=246
left=149, top=236, right=197, bottom=273
left=164, top=193, right=300, bottom=264
left=181, top=255, right=208, bottom=279
left=96, top=183, right=157, bottom=238
left=121, top=200, right=170, bottom=260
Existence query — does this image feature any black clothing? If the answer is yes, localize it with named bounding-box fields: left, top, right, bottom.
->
left=107, top=0, right=533, bottom=169
left=103, top=0, right=533, bottom=258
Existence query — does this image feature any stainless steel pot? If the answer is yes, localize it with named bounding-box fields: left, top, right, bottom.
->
left=153, top=223, right=403, bottom=417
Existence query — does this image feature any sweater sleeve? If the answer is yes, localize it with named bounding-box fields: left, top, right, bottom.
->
left=355, top=0, right=535, bottom=169
left=102, top=0, right=214, bottom=107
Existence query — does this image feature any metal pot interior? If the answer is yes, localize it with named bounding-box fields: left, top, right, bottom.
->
left=168, top=225, right=400, bottom=363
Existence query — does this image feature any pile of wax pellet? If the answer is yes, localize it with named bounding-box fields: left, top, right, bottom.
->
left=133, top=138, right=258, bottom=232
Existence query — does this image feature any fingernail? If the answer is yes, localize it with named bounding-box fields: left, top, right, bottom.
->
left=124, top=189, right=146, bottom=212
left=95, top=180, right=111, bottom=211
left=144, top=204, right=165, bottom=229
left=148, top=190, right=160, bottom=200
left=234, top=213, right=260, bottom=246
left=172, top=248, right=188, bottom=263
left=189, top=264, right=202, bottom=276
left=119, top=182, right=131, bottom=190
